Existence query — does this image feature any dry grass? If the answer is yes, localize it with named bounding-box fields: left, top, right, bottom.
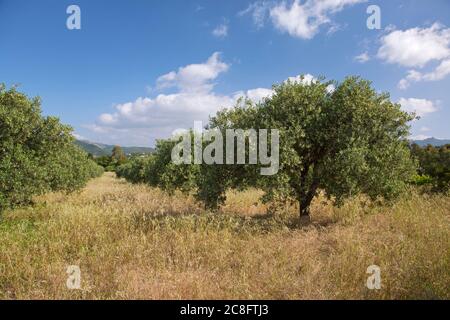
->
left=0, top=172, right=448, bottom=300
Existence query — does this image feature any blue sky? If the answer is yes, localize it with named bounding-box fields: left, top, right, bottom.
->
left=1, top=0, right=449, bottom=147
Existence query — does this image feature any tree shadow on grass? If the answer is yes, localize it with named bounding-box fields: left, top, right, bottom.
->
left=128, top=208, right=336, bottom=234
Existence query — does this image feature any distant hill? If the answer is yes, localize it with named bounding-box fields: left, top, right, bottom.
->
left=75, top=140, right=154, bottom=157
left=75, top=138, right=449, bottom=156
left=412, top=138, right=450, bottom=147
left=75, top=140, right=108, bottom=157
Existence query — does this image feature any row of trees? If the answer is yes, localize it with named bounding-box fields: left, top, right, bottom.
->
left=94, top=145, right=127, bottom=171
left=0, top=86, right=104, bottom=213
left=117, top=76, right=418, bottom=219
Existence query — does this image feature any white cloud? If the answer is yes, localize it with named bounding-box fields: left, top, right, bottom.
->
left=384, top=24, right=396, bottom=33
left=233, top=75, right=333, bottom=103
left=422, top=58, right=450, bottom=81
left=286, top=74, right=336, bottom=93
left=398, top=70, right=423, bottom=90
left=411, top=134, right=431, bottom=141
left=212, top=23, right=229, bottom=38
left=398, top=98, right=438, bottom=117
left=99, top=94, right=234, bottom=128
left=354, top=52, right=370, bottom=63
left=91, top=88, right=274, bottom=146
left=420, top=126, right=431, bottom=132
left=156, top=52, right=229, bottom=93
left=88, top=55, right=327, bottom=145
left=378, top=24, right=450, bottom=68
left=242, top=0, right=365, bottom=39
left=398, top=59, right=450, bottom=89
left=376, top=23, right=450, bottom=89
left=94, top=93, right=236, bottom=144
left=72, top=133, right=86, bottom=141
left=243, top=88, right=274, bottom=102
left=287, top=73, right=316, bottom=84
left=88, top=54, right=285, bottom=145
left=239, top=1, right=271, bottom=29
left=270, top=0, right=318, bottom=39
left=89, top=53, right=233, bottom=145
left=326, top=23, right=343, bottom=36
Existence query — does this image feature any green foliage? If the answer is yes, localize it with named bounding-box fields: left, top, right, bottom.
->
left=95, top=155, right=114, bottom=170
left=116, top=156, right=153, bottom=184
left=116, top=138, right=199, bottom=194
left=199, top=76, right=417, bottom=216
left=411, top=174, right=434, bottom=186
left=116, top=76, right=417, bottom=218
left=95, top=146, right=128, bottom=172
left=0, top=85, right=103, bottom=212
left=111, top=145, right=127, bottom=165
left=410, top=143, right=450, bottom=192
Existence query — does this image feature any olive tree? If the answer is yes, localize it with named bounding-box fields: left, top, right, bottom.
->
left=201, top=76, right=416, bottom=218
left=0, top=85, right=103, bottom=212
left=111, top=145, right=127, bottom=165
left=116, top=137, right=199, bottom=194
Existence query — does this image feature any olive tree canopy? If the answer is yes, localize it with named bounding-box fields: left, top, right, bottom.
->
left=199, top=76, right=416, bottom=218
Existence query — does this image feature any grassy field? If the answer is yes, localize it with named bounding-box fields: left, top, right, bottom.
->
left=0, top=172, right=449, bottom=300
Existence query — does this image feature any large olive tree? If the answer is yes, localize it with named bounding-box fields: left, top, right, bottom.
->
left=200, top=76, right=416, bottom=218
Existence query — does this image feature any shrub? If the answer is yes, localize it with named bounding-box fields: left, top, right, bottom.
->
left=410, top=143, right=450, bottom=192
left=0, top=85, right=103, bottom=212
left=116, top=137, right=199, bottom=194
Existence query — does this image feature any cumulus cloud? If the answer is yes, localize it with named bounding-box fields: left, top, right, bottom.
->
left=156, top=52, right=229, bottom=93
left=88, top=53, right=233, bottom=145
left=89, top=53, right=288, bottom=145
left=398, top=98, right=438, bottom=117
left=378, top=24, right=450, bottom=68
left=398, top=59, right=450, bottom=89
left=398, top=70, right=423, bottom=90
left=90, top=90, right=270, bottom=146
left=212, top=23, right=229, bottom=38
left=241, top=0, right=365, bottom=39
left=88, top=55, right=328, bottom=146
left=243, top=88, right=275, bottom=102
left=422, top=58, right=450, bottom=81
left=376, top=23, right=450, bottom=89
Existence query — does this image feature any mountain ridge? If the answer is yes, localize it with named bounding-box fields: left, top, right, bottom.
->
left=75, top=140, right=154, bottom=157
left=75, top=137, right=449, bottom=157
left=411, top=137, right=450, bottom=147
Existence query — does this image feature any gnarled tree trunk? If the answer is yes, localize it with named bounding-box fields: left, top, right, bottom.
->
left=299, top=201, right=311, bottom=217
left=298, top=179, right=319, bottom=222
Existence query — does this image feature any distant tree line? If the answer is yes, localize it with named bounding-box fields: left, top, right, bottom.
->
left=410, top=143, right=450, bottom=192
left=0, top=85, right=104, bottom=213
left=93, top=145, right=128, bottom=171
